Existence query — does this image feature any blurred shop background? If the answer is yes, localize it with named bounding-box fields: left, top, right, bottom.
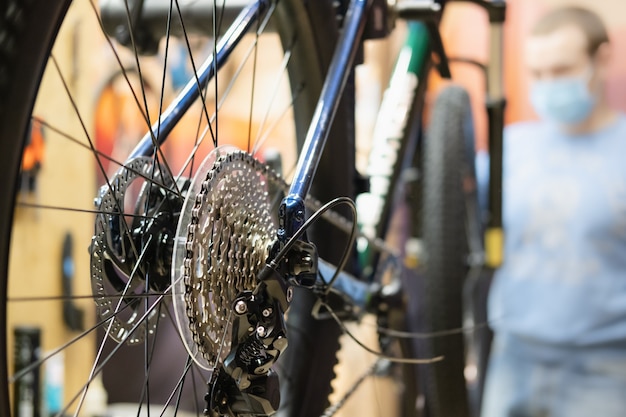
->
left=7, top=0, right=626, bottom=416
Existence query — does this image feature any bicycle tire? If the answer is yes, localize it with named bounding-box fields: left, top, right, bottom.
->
left=0, top=1, right=350, bottom=416
left=420, top=84, right=473, bottom=417
left=274, top=3, right=354, bottom=417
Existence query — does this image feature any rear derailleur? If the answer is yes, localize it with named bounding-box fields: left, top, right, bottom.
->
left=204, top=231, right=321, bottom=416
left=204, top=263, right=294, bottom=416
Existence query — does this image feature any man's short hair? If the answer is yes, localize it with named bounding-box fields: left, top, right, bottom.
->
left=531, top=6, right=610, bottom=56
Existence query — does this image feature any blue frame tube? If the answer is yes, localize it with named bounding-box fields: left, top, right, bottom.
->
left=128, top=0, right=267, bottom=159
left=279, top=0, right=372, bottom=238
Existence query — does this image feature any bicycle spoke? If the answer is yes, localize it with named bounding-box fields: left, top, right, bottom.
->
left=250, top=46, right=293, bottom=154
left=121, top=0, right=155, bottom=127
left=246, top=14, right=261, bottom=153
left=252, top=80, right=303, bottom=157
left=67, top=233, right=159, bottom=417
left=87, top=0, right=171, bottom=156
left=50, top=54, right=146, bottom=276
left=120, top=0, right=180, bottom=196
left=126, top=301, right=212, bottom=415
left=174, top=0, right=216, bottom=147
left=158, top=355, right=194, bottom=417
left=146, top=0, right=177, bottom=261
left=184, top=0, right=227, bottom=178
left=88, top=0, right=150, bottom=123
left=136, top=302, right=163, bottom=416
left=190, top=365, right=203, bottom=416
left=8, top=301, right=134, bottom=384
left=175, top=33, right=277, bottom=180
left=14, top=202, right=158, bottom=220
left=85, top=0, right=181, bottom=204
left=8, top=293, right=172, bottom=302
left=69, top=255, right=181, bottom=416
left=187, top=57, right=215, bottom=179
left=155, top=0, right=174, bottom=144
left=72, top=235, right=160, bottom=416
left=212, top=0, right=221, bottom=153
left=57, top=287, right=173, bottom=417
left=30, top=117, right=182, bottom=197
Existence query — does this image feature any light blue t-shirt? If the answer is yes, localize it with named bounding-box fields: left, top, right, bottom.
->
left=489, top=114, right=626, bottom=346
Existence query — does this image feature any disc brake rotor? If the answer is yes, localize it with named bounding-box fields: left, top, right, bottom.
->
left=91, top=157, right=181, bottom=344
left=172, top=147, right=278, bottom=369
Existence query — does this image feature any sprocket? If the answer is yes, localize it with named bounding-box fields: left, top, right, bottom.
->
left=172, top=147, right=280, bottom=369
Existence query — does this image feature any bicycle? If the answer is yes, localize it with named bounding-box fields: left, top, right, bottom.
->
left=0, top=0, right=506, bottom=416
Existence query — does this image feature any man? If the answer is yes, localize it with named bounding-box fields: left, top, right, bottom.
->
left=482, top=6, right=626, bottom=417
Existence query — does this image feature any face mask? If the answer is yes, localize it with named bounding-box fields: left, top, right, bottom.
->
left=530, top=69, right=596, bottom=125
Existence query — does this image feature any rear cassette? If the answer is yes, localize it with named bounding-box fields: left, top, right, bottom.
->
left=172, top=147, right=278, bottom=369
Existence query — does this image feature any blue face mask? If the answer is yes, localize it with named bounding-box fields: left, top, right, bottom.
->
left=530, top=70, right=596, bottom=125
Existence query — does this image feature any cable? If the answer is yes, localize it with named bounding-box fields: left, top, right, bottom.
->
left=374, top=320, right=493, bottom=339
left=321, top=300, right=443, bottom=365
left=324, top=198, right=358, bottom=294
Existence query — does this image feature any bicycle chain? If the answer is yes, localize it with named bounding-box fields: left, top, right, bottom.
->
left=322, top=359, right=382, bottom=417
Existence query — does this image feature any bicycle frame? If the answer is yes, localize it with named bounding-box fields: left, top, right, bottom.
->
left=356, top=21, right=431, bottom=275
left=116, top=0, right=373, bottom=303
left=117, top=0, right=506, bottom=303
left=0, top=0, right=515, bottom=415
left=278, top=0, right=369, bottom=235
left=124, top=0, right=370, bottom=251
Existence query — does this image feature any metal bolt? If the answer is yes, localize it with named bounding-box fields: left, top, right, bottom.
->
left=274, top=335, right=287, bottom=350
left=235, top=300, right=247, bottom=315
left=256, top=326, right=267, bottom=338
left=262, top=307, right=273, bottom=318
left=286, top=286, right=294, bottom=303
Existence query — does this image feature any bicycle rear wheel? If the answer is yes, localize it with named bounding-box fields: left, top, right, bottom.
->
left=0, top=1, right=352, bottom=416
